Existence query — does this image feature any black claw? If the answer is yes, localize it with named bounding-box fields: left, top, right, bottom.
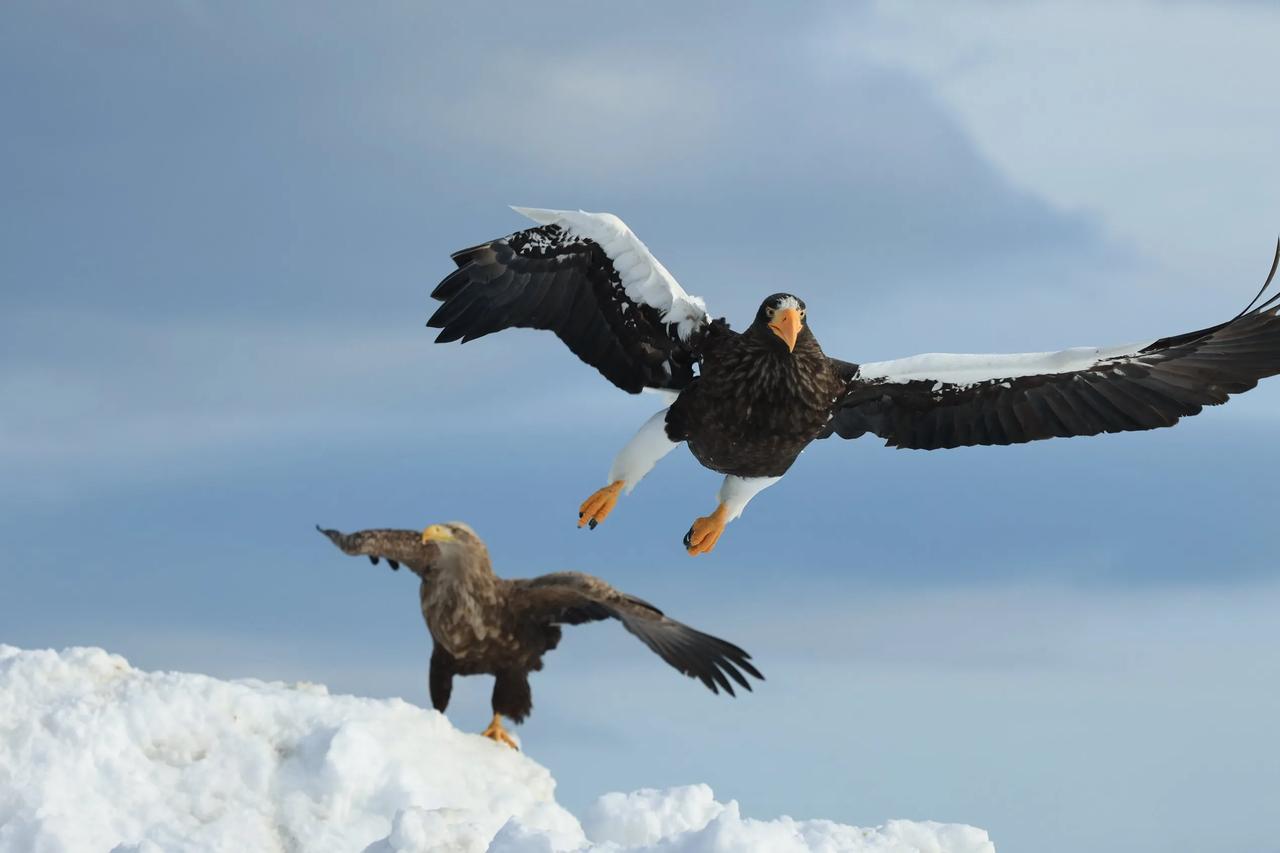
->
left=588, top=519, right=598, bottom=530
left=387, top=559, right=400, bottom=571
left=683, top=528, right=694, bottom=548
left=368, top=556, right=379, bottom=566
left=578, top=512, right=583, bottom=519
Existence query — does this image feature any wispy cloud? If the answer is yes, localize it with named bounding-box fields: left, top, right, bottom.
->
left=827, top=0, right=1280, bottom=287
left=0, top=308, right=654, bottom=482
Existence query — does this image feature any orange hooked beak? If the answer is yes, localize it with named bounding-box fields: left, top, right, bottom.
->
left=768, top=308, right=802, bottom=352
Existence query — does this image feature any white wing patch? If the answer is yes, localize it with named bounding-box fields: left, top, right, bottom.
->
left=856, top=342, right=1155, bottom=388
left=511, top=206, right=709, bottom=341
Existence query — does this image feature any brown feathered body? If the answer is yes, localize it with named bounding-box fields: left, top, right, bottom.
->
left=667, top=321, right=846, bottom=478
left=318, top=524, right=762, bottom=725
left=418, top=536, right=546, bottom=670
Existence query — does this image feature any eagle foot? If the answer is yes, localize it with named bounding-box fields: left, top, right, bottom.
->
left=481, top=713, right=519, bottom=750
left=578, top=480, right=625, bottom=530
left=683, top=504, right=729, bottom=556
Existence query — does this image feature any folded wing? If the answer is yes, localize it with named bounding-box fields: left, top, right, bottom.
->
left=508, top=572, right=763, bottom=695
left=429, top=207, right=713, bottom=393
left=825, top=243, right=1280, bottom=450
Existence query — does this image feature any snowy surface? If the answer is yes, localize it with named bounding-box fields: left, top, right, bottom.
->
left=0, top=645, right=995, bottom=853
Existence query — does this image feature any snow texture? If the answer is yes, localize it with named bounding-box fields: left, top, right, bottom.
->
left=510, top=207, right=709, bottom=342
left=0, top=645, right=995, bottom=853
left=856, top=342, right=1153, bottom=387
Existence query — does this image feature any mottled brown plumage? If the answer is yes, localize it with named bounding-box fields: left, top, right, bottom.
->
left=316, top=523, right=762, bottom=747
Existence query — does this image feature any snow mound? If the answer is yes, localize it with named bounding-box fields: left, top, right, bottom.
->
left=0, top=645, right=995, bottom=853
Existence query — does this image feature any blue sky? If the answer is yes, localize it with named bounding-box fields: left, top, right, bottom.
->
left=3, top=3, right=1280, bottom=852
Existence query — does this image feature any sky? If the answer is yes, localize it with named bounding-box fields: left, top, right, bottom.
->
left=3, top=2, right=1280, bottom=852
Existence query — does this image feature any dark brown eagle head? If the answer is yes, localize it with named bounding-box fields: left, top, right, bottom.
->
left=420, top=522, right=491, bottom=577
left=750, top=293, right=810, bottom=354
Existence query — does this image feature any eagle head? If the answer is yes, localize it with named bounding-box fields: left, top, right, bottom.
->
left=754, top=293, right=808, bottom=353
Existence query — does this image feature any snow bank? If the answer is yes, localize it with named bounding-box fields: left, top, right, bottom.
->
left=0, top=645, right=995, bottom=853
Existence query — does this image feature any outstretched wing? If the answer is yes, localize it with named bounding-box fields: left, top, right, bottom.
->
left=316, top=526, right=438, bottom=577
left=428, top=207, right=715, bottom=393
left=825, top=243, right=1280, bottom=450
left=508, top=572, right=763, bottom=696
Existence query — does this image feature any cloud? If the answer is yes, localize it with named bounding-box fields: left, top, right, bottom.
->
left=400, top=54, right=723, bottom=181
left=830, top=0, right=1280, bottom=287
left=0, top=307, right=662, bottom=489
left=2, top=0, right=1127, bottom=325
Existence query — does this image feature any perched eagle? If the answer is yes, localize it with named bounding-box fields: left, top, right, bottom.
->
left=316, top=523, right=762, bottom=748
left=429, top=207, right=1280, bottom=555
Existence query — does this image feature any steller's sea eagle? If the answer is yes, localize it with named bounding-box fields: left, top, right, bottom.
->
left=316, top=522, right=762, bottom=748
left=428, top=207, right=1280, bottom=555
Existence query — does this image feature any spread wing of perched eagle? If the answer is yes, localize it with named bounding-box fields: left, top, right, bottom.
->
left=317, top=523, right=762, bottom=749
left=429, top=207, right=1280, bottom=555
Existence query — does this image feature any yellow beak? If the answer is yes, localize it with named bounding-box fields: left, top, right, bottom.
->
left=421, top=524, right=454, bottom=544
left=768, top=308, right=802, bottom=352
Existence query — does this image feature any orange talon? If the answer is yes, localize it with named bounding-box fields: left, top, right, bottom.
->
left=683, top=503, right=730, bottom=556
left=481, top=713, right=519, bottom=750
left=578, top=480, right=625, bottom=529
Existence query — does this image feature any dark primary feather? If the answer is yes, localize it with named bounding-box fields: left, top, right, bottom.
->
left=508, top=572, right=763, bottom=696
left=428, top=225, right=704, bottom=393
left=315, top=526, right=436, bottom=577
left=824, top=241, right=1280, bottom=450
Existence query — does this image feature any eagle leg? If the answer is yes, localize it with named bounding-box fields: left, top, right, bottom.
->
left=480, top=713, right=519, bottom=750
left=582, top=407, right=680, bottom=530
left=682, top=475, right=783, bottom=556
left=578, top=480, right=625, bottom=530
left=683, top=503, right=730, bottom=556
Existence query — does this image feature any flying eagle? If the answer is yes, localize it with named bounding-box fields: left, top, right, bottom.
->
left=316, top=523, right=762, bottom=748
left=429, top=207, right=1280, bottom=555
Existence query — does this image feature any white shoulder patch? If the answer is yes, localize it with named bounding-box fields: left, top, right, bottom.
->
left=511, top=206, right=708, bottom=341
left=856, top=341, right=1154, bottom=388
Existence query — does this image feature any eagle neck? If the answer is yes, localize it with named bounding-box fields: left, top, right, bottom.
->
left=422, top=547, right=504, bottom=657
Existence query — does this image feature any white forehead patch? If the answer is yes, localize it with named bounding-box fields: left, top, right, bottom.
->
left=775, top=296, right=802, bottom=311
